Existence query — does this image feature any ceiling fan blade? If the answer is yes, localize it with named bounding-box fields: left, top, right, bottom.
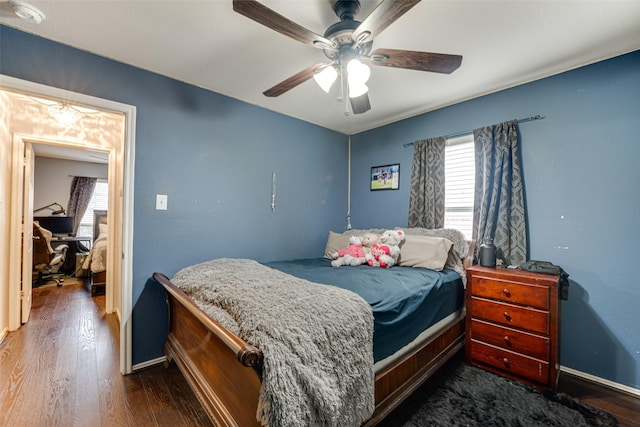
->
left=370, top=49, right=462, bottom=74
left=233, top=0, right=334, bottom=49
left=351, top=0, right=421, bottom=44
left=263, top=63, right=327, bottom=97
left=350, top=93, right=371, bottom=115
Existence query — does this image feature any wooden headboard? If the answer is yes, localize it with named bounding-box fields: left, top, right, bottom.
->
left=93, top=210, right=107, bottom=240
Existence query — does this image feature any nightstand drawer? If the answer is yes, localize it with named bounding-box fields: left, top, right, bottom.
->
left=470, top=297, right=549, bottom=334
left=470, top=318, right=550, bottom=360
left=470, top=340, right=549, bottom=385
left=470, top=275, right=549, bottom=309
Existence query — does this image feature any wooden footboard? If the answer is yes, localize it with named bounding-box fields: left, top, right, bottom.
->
left=154, top=272, right=464, bottom=426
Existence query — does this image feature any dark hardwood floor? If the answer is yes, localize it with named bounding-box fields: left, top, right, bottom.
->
left=0, top=278, right=212, bottom=427
left=559, top=371, right=640, bottom=427
left=1, top=279, right=638, bottom=426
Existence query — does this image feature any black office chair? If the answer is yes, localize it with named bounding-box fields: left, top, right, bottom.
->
left=32, top=222, right=69, bottom=287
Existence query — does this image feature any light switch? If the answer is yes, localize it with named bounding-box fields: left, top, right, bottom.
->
left=156, top=194, right=168, bottom=210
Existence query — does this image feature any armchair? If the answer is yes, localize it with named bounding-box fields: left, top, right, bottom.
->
left=33, top=222, right=68, bottom=287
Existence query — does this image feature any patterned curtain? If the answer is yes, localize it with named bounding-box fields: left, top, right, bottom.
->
left=472, top=120, right=527, bottom=265
left=408, top=136, right=446, bottom=228
left=67, top=176, right=97, bottom=235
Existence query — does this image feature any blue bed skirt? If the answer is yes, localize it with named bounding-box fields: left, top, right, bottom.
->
left=265, top=258, right=464, bottom=362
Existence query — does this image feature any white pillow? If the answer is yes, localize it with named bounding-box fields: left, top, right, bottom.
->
left=398, top=235, right=453, bottom=271
left=324, top=231, right=351, bottom=259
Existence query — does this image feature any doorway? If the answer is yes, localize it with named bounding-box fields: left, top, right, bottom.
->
left=0, top=74, right=136, bottom=374
left=31, top=143, right=110, bottom=296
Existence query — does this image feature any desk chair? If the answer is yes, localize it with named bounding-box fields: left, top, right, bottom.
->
left=33, top=222, right=69, bottom=287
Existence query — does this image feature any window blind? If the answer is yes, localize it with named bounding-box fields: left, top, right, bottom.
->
left=444, top=135, right=475, bottom=239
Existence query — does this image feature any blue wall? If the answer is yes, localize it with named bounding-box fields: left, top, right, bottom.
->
left=350, top=51, right=640, bottom=389
left=1, top=26, right=348, bottom=364
left=3, top=24, right=638, bottom=390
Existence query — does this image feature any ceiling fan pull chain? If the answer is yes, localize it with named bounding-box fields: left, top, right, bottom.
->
left=337, top=60, right=346, bottom=103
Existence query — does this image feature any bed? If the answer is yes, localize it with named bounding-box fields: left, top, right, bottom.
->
left=83, top=209, right=108, bottom=295
left=154, top=228, right=475, bottom=426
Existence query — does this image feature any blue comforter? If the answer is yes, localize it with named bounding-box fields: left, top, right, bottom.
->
left=265, top=258, right=464, bottom=361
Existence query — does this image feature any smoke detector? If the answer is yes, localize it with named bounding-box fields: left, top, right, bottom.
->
left=9, top=1, right=46, bottom=24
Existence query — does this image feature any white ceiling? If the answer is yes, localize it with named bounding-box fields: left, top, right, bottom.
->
left=1, top=0, right=639, bottom=135
left=32, top=143, right=109, bottom=164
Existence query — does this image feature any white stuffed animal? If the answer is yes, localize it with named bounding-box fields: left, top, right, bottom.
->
left=360, top=233, right=380, bottom=258
left=366, top=229, right=406, bottom=268
left=331, top=235, right=367, bottom=267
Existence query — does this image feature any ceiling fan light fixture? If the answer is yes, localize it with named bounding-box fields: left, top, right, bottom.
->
left=347, top=59, right=370, bottom=84
left=9, top=0, right=46, bottom=24
left=346, top=58, right=371, bottom=96
left=313, top=65, right=338, bottom=93
left=348, top=81, right=368, bottom=98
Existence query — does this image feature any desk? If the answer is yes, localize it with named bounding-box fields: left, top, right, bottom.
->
left=51, top=236, right=92, bottom=245
left=51, top=236, right=92, bottom=275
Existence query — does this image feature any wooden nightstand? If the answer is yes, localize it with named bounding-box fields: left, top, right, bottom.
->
left=465, top=265, right=561, bottom=390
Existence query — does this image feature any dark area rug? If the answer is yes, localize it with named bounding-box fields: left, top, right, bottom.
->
left=380, top=359, right=618, bottom=427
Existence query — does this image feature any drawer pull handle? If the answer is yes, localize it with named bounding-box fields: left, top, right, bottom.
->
left=503, top=288, right=511, bottom=297
left=503, top=311, right=511, bottom=321
left=504, top=335, right=511, bottom=344
left=503, top=358, right=510, bottom=367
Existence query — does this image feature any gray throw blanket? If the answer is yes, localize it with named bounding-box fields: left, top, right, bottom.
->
left=171, top=258, right=375, bottom=427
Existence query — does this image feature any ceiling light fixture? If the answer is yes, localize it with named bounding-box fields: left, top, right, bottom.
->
left=313, top=65, right=339, bottom=93
left=48, top=103, right=82, bottom=126
left=9, top=0, right=46, bottom=24
left=313, top=59, right=371, bottom=99
left=346, top=59, right=370, bottom=98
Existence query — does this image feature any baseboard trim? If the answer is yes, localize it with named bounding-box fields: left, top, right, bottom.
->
left=561, top=365, right=640, bottom=398
left=132, top=356, right=167, bottom=372
left=128, top=358, right=640, bottom=398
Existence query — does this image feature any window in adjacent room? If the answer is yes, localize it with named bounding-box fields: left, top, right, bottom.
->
left=77, top=180, right=108, bottom=238
left=444, top=134, right=475, bottom=239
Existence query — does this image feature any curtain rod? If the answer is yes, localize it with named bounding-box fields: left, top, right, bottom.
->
left=403, top=115, right=545, bottom=148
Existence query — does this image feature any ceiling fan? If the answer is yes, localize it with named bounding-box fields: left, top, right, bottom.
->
left=233, top=0, right=462, bottom=115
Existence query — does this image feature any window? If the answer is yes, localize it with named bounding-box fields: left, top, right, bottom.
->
left=76, top=180, right=108, bottom=238
left=444, top=135, right=475, bottom=239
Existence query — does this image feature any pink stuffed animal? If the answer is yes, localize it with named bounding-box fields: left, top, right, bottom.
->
left=366, top=230, right=406, bottom=268
left=331, top=235, right=367, bottom=267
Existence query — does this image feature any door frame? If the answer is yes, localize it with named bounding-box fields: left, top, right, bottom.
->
left=1, top=74, right=136, bottom=375
left=21, top=142, right=35, bottom=323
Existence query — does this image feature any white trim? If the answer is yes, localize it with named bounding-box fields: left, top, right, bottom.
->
left=0, top=74, right=135, bottom=376
left=132, top=356, right=167, bottom=372
left=120, top=105, right=136, bottom=375
left=7, top=134, right=25, bottom=330
left=561, top=365, right=640, bottom=398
